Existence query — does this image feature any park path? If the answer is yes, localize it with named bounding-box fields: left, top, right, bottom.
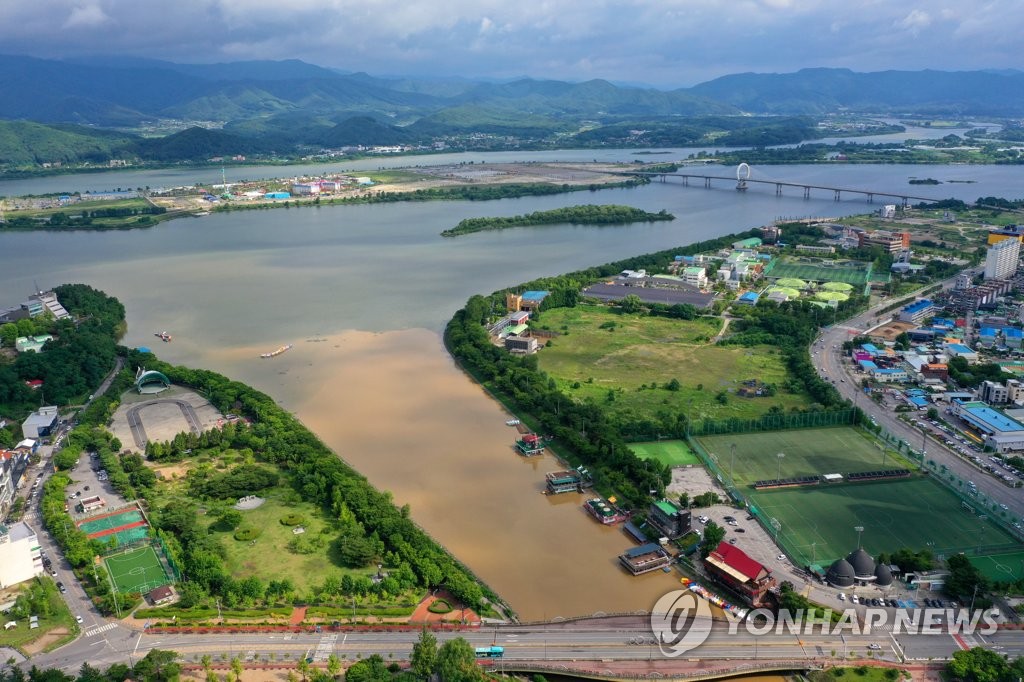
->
left=289, top=607, right=306, bottom=625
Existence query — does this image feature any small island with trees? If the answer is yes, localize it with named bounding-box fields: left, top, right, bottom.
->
left=440, top=204, right=674, bottom=237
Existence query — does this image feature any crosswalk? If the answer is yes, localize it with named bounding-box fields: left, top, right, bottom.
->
left=84, top=622, right=118, bottom=637
left=312, top=633, right=338, bottom=662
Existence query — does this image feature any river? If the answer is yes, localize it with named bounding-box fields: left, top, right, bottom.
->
left=3, top=156, right=1023, bottom=620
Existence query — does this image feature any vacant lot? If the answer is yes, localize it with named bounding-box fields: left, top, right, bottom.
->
left=698, top=427, right=909, bottom=487
left=536, top=305, right=810, bottom=423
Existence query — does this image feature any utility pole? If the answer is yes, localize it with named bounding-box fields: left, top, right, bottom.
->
left=777, top=452, right=785, bottom=481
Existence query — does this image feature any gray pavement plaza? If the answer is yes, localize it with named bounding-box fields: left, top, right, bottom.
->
left=108, top=386, right=224, bottom=452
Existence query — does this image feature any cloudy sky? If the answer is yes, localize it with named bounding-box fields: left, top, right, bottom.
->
left=2, top=0, right=1020, bottom=87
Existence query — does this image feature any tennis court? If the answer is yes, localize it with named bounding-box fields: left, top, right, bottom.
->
left=970, top=549, right=1024, bottom=583
left=103, top=545, right=172, bottom=595
left=698, top=427, right=906, bottom=486
left=78, top=506, right=150, bottom=545
left=765, top=257, right=873, bottom=286
left=748, top=477, right=1020, bottom=567
left=630, top=440, right=701, bottom=467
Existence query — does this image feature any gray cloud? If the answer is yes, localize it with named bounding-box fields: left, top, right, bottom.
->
left=0, top=0, right=1021, bottom=86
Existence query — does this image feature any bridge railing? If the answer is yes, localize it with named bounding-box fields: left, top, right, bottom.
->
left=496, top=660, right=817, bottom=681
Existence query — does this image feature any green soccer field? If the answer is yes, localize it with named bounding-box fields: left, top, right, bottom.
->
left=748, top=478, right=1020, bottom=567
left=765, top=258, right=872, bottom=286
left=698, top=427, right=907, bottom=486
left=630, top=440, right=701, bottom=467
left=104, top=545, right=172, bottom=595
left=970, top=550, right=1024, bottom=582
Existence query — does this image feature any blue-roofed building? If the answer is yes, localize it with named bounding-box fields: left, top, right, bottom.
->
left=931, top=317, right=955, bottom=329
left=859, top=360, right=878, bottom=371
left=947, top=344, right=979, bottom=362
left=952, top=400, right=1024, bottom=451
left=264, top=192, right=291, bottom=199
left=861, top=343, right=879, bottom=356
left=899, top=299, right=935, bottom=324
left=1005, top=328, right=1024, bottom=350
left=737, top=291, right=760, bottom=306
left=979, top=327, right=999, bottom=348
left=908, top=396, right=930, bottom=408
left=507, top=290, right=550, bottom=312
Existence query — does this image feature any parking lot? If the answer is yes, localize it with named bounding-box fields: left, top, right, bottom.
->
left=64, top=453, right=129, bottom=519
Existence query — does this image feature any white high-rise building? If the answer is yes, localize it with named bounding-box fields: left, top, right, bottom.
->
left=984, top=237, right=1021, bottom=280
left=0, top=522, right=43, bottom=588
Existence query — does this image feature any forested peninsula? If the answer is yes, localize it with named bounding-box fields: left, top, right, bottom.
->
left=440, top=204, right=674, bottom=237
left=15, top=285, right=501, bottom=620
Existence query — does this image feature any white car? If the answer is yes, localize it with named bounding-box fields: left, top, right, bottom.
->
left=867, top=644, right=882, bottom=650
left=776, top=554, right=786, bottom=561
left=75, top=615, right=83, bottom=624
left=838, top=593, right=846, bottom=601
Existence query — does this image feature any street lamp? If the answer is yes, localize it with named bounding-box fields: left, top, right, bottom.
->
left=854, top=525, right=864, bottom=549
left=776, top=453, right=785, bottom=481
left=730, top=443, right=737, bottom=481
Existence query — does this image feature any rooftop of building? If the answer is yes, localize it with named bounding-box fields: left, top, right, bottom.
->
left=708, top=541, right=768, bottom=582
left=653, top=500, right=681, bottom=517
left=903, top=299, right=934, bottom=313
left=957, top=401, right=1024, bottom=433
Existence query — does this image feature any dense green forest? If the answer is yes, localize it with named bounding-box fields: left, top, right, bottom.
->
left=441, top=204, right=673, bottom=236
left=0, top=284, right=123, bottom=417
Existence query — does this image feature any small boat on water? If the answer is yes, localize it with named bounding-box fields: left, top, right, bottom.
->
left=260, top=344, right=293, bottom=359
left=154, top=331, right=172, bottom=342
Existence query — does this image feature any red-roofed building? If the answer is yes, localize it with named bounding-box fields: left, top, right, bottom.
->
left=703, top=541, right=776, bottom=607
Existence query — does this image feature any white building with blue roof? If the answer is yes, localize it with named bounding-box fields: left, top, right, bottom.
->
left=952, top=400, right=1024, bottom=451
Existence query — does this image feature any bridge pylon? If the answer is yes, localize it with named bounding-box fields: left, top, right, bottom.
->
left=736, top=163, right=750, bottom=192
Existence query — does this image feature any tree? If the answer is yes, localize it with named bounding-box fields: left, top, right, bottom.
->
left=296, top=658, right=310, bottom=682
left=230, top=657, right=243, bottom=681
left=435, top=637, right=482, bottom=682
left=133, top=649, right=181, bottom=682
left=344, top=655, right=390, bottom=682
left=618, top=294, right=644, bottom=314
left=677, top=492, right=690, bottom=509
left=947, top=647, right=1011, bottom=682
left=699, top=521, right=726, bottom=558
left=217, top=509, right=243, bottom=530
left=411, top=628, right=438, bottom=680
left=326, top=654, right=341, bottom=679
left=927, top=407, right=939, bottom=421
left=0, top=323, right=17, bottom=348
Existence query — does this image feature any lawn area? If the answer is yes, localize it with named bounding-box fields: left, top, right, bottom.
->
left=630, top=440, right=701, bottom=467
left=536, top=304, right=810, bottom=424
left=747, top=477, right=1020, bottom=568
left=970, top=549, right=1024, bottom=583
left=698, top=427, right=911, bottom=487
left=0, top=577, right=78, bottom=653
left=205, top=489, right=378, bottom=593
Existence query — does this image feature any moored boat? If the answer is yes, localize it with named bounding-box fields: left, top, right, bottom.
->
left=584, top=497, right=628, bottom=525
left=260, top=343, right=293, bottom=358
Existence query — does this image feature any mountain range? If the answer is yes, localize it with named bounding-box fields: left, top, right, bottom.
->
left=2, top=55, right=1024, bottom=166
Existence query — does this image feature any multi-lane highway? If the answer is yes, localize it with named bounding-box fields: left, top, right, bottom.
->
left=22, top=613, right=1024, bottom=677
left=812, top=276, right=1024, bottom=524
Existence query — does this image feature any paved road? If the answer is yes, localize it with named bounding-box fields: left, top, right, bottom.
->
left=812, top=274, right=1024, bottom=527
left=20, top=615, right=1024, bottom=675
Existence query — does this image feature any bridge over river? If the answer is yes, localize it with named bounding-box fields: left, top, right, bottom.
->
left=625, top=164, right=944, bottom=206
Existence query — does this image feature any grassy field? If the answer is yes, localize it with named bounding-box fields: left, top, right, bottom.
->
left=205, top=490, right=379, bottom=593
left=698, top=427, right=909, bottom=486
left=146, top=453, right=382, bottom=594
left=630, top=440, right=701, bottom=467
left=748, top=477, right=1020, bottom=567
left=104, top=545, right=172, bottom=595
left=764, top=257, right=873, bottom=286
left=970, top=549, right=1024, bottom=583
left=536, top=305, right=811, bottom=424
left=0, top=577, right=77, bottom=652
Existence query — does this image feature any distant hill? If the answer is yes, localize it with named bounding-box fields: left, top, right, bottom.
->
left=4, top=55, right=1024, bottom=167
left=0, top=120, right=136, bottom=166
left=688, top=68, right=1024, bottom=115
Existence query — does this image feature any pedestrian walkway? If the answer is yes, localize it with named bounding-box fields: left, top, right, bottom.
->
left=312, top=633, right=338, bottom=662
left=290, top=606, right=306, bottom=625
left=85, top=622, right=118, bottom=637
